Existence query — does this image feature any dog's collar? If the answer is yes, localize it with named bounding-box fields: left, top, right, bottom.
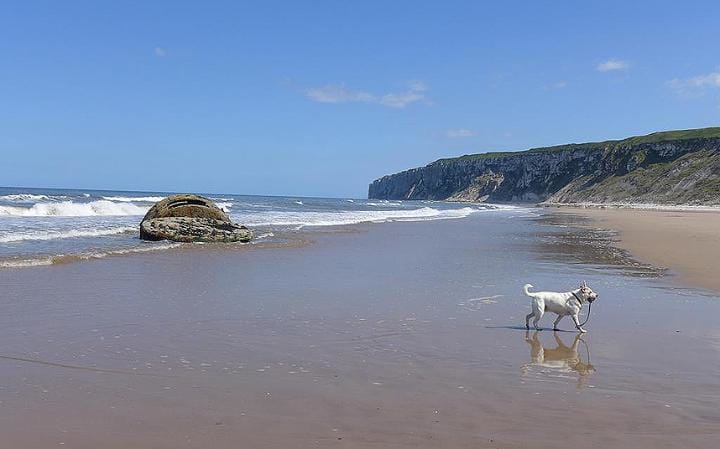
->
left=572, top=291, right=584, bottom=304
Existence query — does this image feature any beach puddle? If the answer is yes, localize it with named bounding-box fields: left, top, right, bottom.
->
left=530, top=212, right=667, bottom=279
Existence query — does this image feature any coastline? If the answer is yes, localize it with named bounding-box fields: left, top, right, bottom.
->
left=0, top=188, right=499, bottom=269
left=552, top=206, right=720, bottom=293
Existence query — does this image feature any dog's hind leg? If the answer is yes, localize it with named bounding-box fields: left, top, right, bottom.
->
left=532, top=300, right=544, bottom=330
left=532, top=310, right=544, bottom=330
left=525, top=312, right=535, bottom=330
left=553, top=314, right=564, bottom=331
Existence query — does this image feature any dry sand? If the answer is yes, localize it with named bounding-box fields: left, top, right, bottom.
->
left=564, top=208, right=720, bottom=293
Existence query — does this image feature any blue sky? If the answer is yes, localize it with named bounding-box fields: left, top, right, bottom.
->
left=1, top=1, right=719, bottom=198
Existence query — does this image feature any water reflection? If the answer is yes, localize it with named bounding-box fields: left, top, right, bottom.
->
left=522, top=330, right=596, bottom=388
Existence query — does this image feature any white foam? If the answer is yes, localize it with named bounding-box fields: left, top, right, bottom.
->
left=366, top=201, right=403, bottom=207
left=231, top=206, right=494, bottom=228
left=0, top=200, right=149, bottom=217
left=215, top=202, right=233, bottom=210
left=0, top=242, right=181, bottom=268
left=73, top=242, right=182, bottom=260
left=0, top=226, right=136, bottom=243
left=101, top=196, right=166, bottom=202
left=0, top=194, right=51, bottom=202
left=0, top=257, right=54, bottom=268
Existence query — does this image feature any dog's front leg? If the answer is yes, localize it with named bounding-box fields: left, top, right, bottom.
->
left=571, top=314, right=586, bottom=333
left=553, top=314, right=564, bottom=331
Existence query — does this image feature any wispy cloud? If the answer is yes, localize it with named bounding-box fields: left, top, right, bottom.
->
left=304, top=81, right=428, bottom=108
left=544, top=81, right=567, bottom=90
left=305, top=85, right=374, bottom=104
left=154, top=47, right=166, bottom=57
left=446, top=128, right=477, bottom=138
left=667, top=70, right=720, bottom=97
left=596, top=58, right=629, bottom=72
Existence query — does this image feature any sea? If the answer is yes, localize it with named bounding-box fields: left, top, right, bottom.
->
left=0, top=186, right=519, bottom=268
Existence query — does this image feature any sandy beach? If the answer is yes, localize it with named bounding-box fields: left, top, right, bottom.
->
left=562, top=208, right=720, bottom=293
left=5, top=1, right=720, bottom=447
left=0, top=211, right=719, bottom=448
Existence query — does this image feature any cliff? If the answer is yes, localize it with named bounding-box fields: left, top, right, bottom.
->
left=368, top=128, right=720, bottom=205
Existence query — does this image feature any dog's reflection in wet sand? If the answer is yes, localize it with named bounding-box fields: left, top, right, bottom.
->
left=522, top=330, right=596, bottom=388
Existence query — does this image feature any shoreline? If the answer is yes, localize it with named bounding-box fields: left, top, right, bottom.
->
left=0, top=189, right=508, bottom=269
left=553, top=206, right=720, bottom=293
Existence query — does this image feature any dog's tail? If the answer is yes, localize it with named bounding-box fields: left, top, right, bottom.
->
left=522, top=284, right=535, bottom=297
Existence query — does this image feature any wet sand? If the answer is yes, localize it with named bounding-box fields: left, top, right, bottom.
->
left=0, top=213, right=719, bottom=448
left=563, top=208, right=720, bottom=293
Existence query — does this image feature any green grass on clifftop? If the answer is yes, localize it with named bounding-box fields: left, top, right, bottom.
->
left=435, top=127, right=720, bottom=164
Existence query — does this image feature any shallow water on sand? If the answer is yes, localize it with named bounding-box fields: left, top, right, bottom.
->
left=0, top=211, right=718, bottom=448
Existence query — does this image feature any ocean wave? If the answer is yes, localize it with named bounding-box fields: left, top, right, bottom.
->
left=231, top=206, right=485, bottom=228
left=0, top=200, right=149, bottom=217
left=234, top=202, right=273, bottom=209
left=101, top=196, right=166, bottom=202
left=0, top=193, right=51, bottom=202
left=253, top=232, right=275, bottom=240
left=0, top=226, right=136, bottom=243
left=0, top=242, right=181, bottom=268
left=366, top=201, right=403, bottom=207
left=215, top=202, right=233, bottom=210
left=0, top=257, right=55, bottom=268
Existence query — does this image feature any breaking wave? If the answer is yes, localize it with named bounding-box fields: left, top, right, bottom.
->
left=0, top=200, right=149, bottom=217
left=0, top=193, right=52, bottom=202
left=0, top=226, right=136, bottom=243
left=232, top=206, right=483, bottom=228
left=215, top=202, right=234, bottom=210
left=101, top=196, right=166, bottom=202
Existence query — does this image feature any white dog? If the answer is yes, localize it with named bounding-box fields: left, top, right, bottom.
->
left=523, top=282, right=598, bottom=333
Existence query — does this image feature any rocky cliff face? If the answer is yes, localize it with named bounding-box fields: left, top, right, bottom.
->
left=368, top=128, right=720, bottom=205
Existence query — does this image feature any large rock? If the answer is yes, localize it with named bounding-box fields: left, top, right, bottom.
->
left=140, top=217, right=253, bottom=243
left=141, top=194, right=230, bottom=222
left=139, top=194, right=252, bottom=242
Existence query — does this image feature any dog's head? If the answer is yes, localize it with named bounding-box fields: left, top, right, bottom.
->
left=579, top=281, right=598, bottom=303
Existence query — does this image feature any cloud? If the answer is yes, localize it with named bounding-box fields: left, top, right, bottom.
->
left=667, top=70, right=720, bottom=97
left=304, top=81, right=428, bottom=108
left=154, top=47, right=166, bottom=57
left=544, top=81, right=567, bottom=90
left=305, top=85, right=375, bottom=104
left=446, top=129, right=476, bottom=138
left=596, top=59, right=629, bottom=72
